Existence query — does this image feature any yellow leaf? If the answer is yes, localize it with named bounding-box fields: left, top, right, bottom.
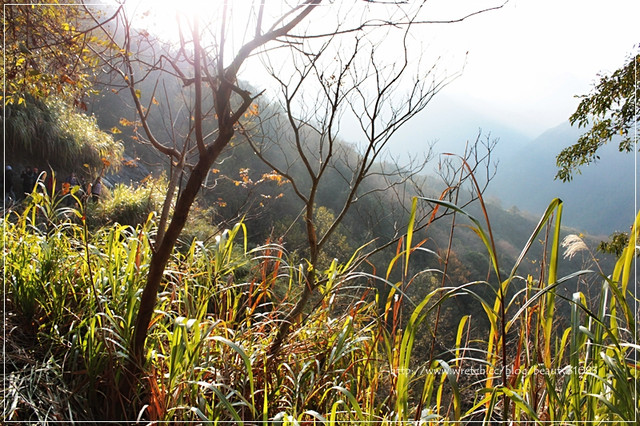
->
left=110, top=126, right=122, bottom=134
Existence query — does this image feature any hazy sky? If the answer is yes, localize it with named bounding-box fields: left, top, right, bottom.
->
left=431, top=0, right=639, bottom=137
left=125, top=0, right=638, bottom=139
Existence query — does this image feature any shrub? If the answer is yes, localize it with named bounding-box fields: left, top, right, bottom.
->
left=88, top=175, right=166, bottom=228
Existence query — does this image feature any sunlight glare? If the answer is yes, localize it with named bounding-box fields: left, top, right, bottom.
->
left=124, top=0, right=259, bottom=44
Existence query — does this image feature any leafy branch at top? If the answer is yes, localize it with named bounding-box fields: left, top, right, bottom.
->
left=556, top=51, right=639, bottom=182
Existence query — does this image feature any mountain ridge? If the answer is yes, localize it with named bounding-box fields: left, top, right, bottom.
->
left=488, top=121, right=637, bottom=235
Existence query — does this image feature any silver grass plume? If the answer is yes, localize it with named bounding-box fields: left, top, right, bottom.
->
left=561, top=234, right=588, bottom=259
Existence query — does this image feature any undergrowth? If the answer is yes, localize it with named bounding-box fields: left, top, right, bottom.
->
left=2, top=186, right=639, bottom=424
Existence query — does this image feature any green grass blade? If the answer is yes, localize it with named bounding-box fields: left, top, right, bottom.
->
left=209, top=336, right=256, bottom=417
left=405, top=196, right=418, bottom=276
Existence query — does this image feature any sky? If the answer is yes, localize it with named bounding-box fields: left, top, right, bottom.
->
left=123, top=0, right=639, bottom=139
left=426, top=0, right=639, bottom=137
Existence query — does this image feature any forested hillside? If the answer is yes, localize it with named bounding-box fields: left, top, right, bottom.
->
left=3, top=1, right=638, bottom=424
left=489, top=122, right=638, bottom=235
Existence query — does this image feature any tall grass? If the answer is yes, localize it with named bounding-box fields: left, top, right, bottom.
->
left=3, top=186, right=638, bottom=423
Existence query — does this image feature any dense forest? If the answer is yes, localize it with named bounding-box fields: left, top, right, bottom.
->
left=2, top=1, right=638, bottom=424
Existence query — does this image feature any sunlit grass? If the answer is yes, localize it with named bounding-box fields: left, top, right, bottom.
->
left=3, top=186, right=638, bottom=423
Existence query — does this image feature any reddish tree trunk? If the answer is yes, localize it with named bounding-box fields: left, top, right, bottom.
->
left=121, top=137, right=232, bottom=410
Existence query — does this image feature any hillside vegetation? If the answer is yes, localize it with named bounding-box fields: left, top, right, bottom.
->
left=3, top=179, right=638, bottom=423
left=3, top=2, right=638, bottom=423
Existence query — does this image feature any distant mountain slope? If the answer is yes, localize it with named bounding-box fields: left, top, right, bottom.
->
left=488, top=121, right=638, bottom=235
left=370, top=93, right=531, bottom=167
left=383, top=94, right=637, bottom=235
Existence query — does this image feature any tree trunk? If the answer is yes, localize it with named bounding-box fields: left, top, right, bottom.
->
left=156, top=160, right=183, bottom=246
left=120, top=149, right=218, bottom=411
left=268, top=211, right=319, bottom=358
left=267, top=268, right=316, bottom=358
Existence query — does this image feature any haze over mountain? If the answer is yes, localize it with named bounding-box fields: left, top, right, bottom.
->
left=383, top=94, right=637, bottom=237
left=489, top=122, right=637, bottom=236
left=344, top=93, right=531, bottom=167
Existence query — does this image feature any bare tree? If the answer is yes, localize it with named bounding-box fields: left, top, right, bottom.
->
left=87, top=1, right=323, bottom=407
left=83, top=0, right=505, bottom=412
left=241, top=6, right=501, bottom=357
